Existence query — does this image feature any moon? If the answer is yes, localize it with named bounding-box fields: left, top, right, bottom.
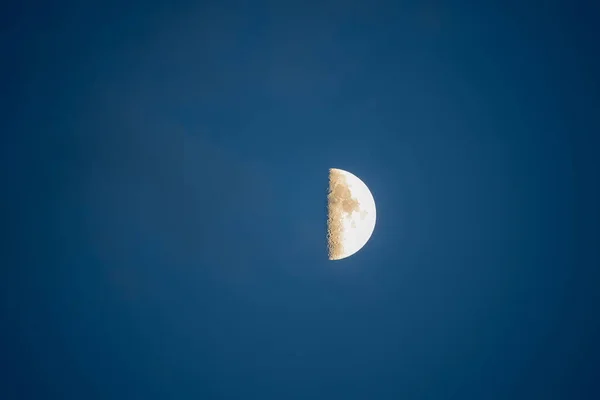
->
left=327, top=168, right=376, bottom=260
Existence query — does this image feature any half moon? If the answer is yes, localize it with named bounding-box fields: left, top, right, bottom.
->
left=327, top=168, right=376, bottom=260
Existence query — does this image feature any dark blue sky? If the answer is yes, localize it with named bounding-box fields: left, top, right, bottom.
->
left=2, top=1, right=599, bottom=399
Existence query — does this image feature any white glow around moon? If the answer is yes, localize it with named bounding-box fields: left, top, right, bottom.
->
left=327, top=168, right=376, bottom=260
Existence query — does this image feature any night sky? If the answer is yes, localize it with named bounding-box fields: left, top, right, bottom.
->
left=2, top=1, right=599, bottom=399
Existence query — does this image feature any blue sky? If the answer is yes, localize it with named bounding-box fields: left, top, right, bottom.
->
left=2, top=1, right=599, bottom=399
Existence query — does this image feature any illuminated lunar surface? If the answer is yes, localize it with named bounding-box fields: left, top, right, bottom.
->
left=327, top=168, right=376, bottom=260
